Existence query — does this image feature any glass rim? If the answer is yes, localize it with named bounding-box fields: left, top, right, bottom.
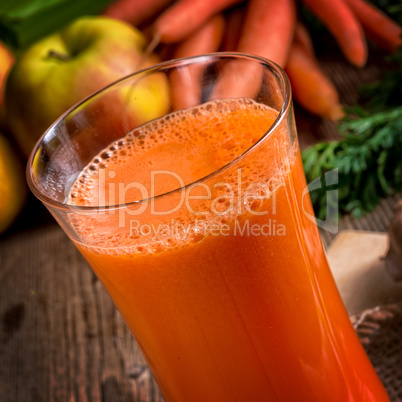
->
left=26, top=52, right=292, bottom=213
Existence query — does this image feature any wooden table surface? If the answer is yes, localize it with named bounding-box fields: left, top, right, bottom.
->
left=1, top=49, right=401, bottom=402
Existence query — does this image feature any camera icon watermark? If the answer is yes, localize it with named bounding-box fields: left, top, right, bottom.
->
left=302, top=169, right=339, bottom=234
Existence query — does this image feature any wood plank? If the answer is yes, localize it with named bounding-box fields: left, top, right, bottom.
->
left=0, top=223, right=162, bottom=402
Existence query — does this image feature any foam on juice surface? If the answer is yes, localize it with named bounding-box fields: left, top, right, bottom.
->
left=68, top=98, right=294, bottom=254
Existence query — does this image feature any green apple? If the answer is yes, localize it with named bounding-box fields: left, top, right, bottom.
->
left=3, top=16, right=169, bottom=158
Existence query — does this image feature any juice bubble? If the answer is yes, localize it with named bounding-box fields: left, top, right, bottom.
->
left=68, top=99, right=295, bottom=254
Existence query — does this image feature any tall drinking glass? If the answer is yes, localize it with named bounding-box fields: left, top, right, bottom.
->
left=27, top=53, right=389, bottom=401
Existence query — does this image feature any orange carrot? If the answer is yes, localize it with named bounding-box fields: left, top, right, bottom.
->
left=236, top=0, right=296, bottom=68
left=154, top=0, right=241, bottom=44
left=286, top=26, right=344, bottom=121
left=171, top=14, right=225, bottom=110
left=174, top=14, right=225, bottom=59
left=209, top=0, right=295, bottom=104
left=103, top=0, right=173, bottom=26
left=221, top=5, right=246, bottom=51
left=293, top=22, right=315, bottom=59
left=208, top=57, right=264, bottom=104
left=344, top=0, right=402, bottom=53
left=300, top=0, right=367, bottom=67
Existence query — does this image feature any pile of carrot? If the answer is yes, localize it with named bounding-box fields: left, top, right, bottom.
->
left=104, top=0, right=402, bottom=121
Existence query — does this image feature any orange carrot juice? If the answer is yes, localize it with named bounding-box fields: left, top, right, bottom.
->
left=68, top=99, right=388, bottom=401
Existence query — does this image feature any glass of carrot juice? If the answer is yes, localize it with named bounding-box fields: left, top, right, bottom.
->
left=27, top=53, right=389, bottom=401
